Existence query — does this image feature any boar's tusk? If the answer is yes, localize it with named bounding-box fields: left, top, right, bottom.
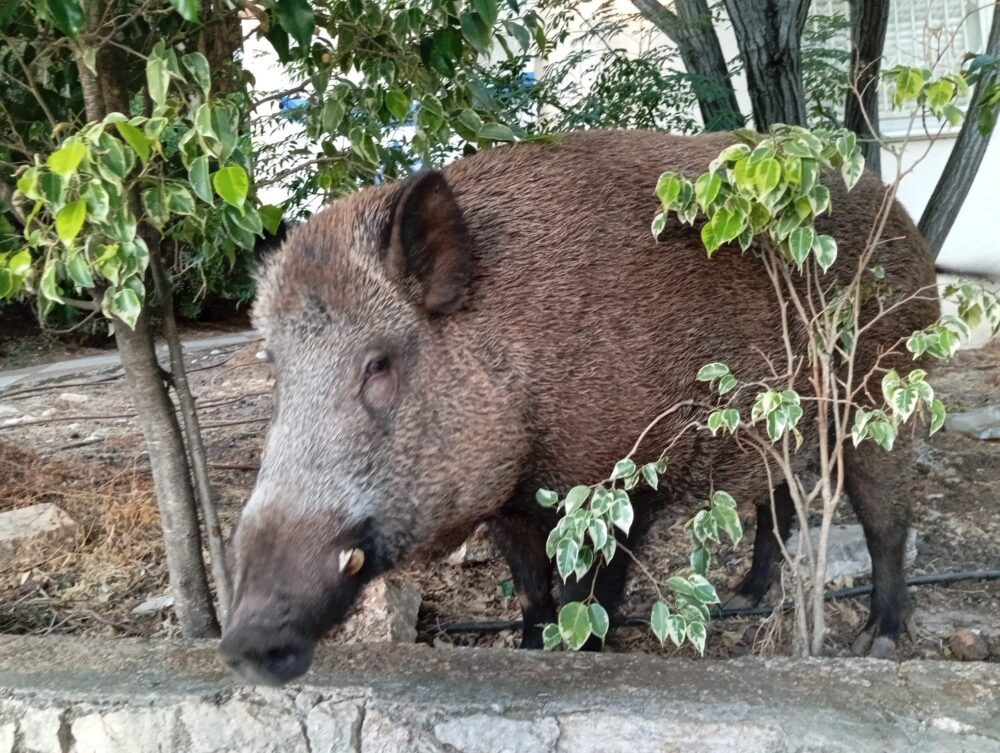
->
left=338, top=548, right=365, bottom=575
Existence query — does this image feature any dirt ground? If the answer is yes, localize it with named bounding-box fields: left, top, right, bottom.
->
left=1, top=334, right=998, bottom=662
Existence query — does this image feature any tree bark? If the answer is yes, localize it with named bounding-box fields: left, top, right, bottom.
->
left=631, top=0, right=745, bottom=130
left=114, top=311, right=219, bottom=638
left=844, top=0, right=890, bottom=172
left=723, top=0, right=811, bottom=130
left=919, top=4, right=1000, bottom=258
left=76, top=0, right=219, bottom=636
left=146, top=231, right=232, bottom=625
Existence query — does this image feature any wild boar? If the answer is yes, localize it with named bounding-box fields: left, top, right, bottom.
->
left=218, top=129, right=937, bottom=685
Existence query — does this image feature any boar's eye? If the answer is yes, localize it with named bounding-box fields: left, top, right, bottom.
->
left=363, top=354, right=391, bottom=383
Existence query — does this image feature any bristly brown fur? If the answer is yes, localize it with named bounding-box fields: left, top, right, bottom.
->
left=227, top=129, right=938, bottom=674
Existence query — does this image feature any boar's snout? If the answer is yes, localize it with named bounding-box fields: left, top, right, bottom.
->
left=218, top=614, right=315, bottom=686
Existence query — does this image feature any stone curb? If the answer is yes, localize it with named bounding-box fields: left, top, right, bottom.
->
left=0, top=332, right=260, bottom=391
left=0, top=635, right=998, bottom=752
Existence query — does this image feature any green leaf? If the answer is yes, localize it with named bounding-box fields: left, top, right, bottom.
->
left=588, top=603, right=609, bottom=641
left=555, top=538, right=579, bottom=583
left=712, top=490, right=737, bottom=509
left=385, top=89, right=410, bottom=120
left=890, top=386, right=919, bottom=422
left=688, top=574, right=720, bottom=604
left=692, top=509, right=718, bottom=545
left=55, top=200, right=86, bottom=245
left=929, top=398, right=946, bottom=435
left=813, top=234, right=837, bottom=272
left=712, top=504, right=743, bottom=546
left=79, top=182, right=109, bottom=223
left=686, top=620, right=707, bottom=655
left=696, top=362, right=730, bottom=381
left=474, top=0, right=498, bottom=26
left=168, top=0, right=199, bottom=22
left=590, top=487, right=612, bottom=515
left=707, top=410, right=726, bottom=436
left=44, top=0, right=84, bottom=36
left=881, top=370, right=902, bottom=405
left=721, top=409, right=740, bottom=432
left=453, top=109, right=485, bottom=139
left=165, top=184, right=195, bottom=216
left=574, top=546, right=594, bottom=580
left=610, top=458, right=636, bottom=480
left=542, top=623, right=562, bottom=650
left=710, top=207, right=743, bottom=247
left=65, top=251, right=94, bottom=289
left=655, top=172, right=682, bottom=207
left=753, top=158, right=782, bottom=194
left=111, top=287, right=142, bottom=329
left=690, top=547, right=710, bottom=576
left=558, top=602, right=592, bottom=650
left=460, top=12, right=491, bottom=55
left=718, top=374, right=738, bottom=394
left=565, top=485, right=591, bottom=514
left=650, top=601, right=671, bottom=645
left=787, top=226, right=815, bottom=266
left=275, top=0, right=315, bottom=50
left=47, top=141, right=87, bottom=177
left=478, top=123, right=516, bottom=142
left=841, top=152, right=865, bottom=191
left=115, top=122, right=151, bottom=165
left=535, top=489, right=559, bottom=508
left=40, top=261, right=63, bottom=303
left=141, top=185, right=170, bottom=229
left=694, top=172, right=722, bottom=210
left=641, top=463, right=659, bottom=490
left=587, top=519, right=608, bottom=550
left=609, top=493, right=634, bottom=535
left=182, top=52, right=211, bottom=95
left=188, top=155, right=213, bottom=204
left=146, top=57, right=169, bottom=108
left=212, top=165, right=249, bottom=210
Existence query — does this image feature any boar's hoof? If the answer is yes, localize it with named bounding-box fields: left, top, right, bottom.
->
left=851, top=628, right=898, bottom=659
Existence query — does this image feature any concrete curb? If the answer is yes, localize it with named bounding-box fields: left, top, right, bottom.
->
left=0, top=635, right=998, bottom=752
left=0, top=332, right=259, bottom=391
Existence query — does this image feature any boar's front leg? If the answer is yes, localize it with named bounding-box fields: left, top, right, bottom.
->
left=487, top=502, right=557, bottom=649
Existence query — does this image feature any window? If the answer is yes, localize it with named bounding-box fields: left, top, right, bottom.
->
left=811, top=0, right=991, bottom=134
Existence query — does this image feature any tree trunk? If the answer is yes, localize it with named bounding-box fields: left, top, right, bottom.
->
left=919, top=4, right=1000, bottom=258
left=114, top=310, right=219, bottom=637
left=146, top=232, right=232, bottom=624
left=76, top=1, right=219, bottom=636
left=631, top=0, right=745, bottom=130
left=844, top=0, right=890, bottom=172
left=723, top=0, right=811, bottom=130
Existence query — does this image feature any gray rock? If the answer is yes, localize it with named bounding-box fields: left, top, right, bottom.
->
left=130, top=594, right=175, bottom=616
left=434, top=714, right=560, bottom=753
left=0, top=504, right=77, bottom=559
left=784, top=523, right=917, bottom=583
left=945, top=404, right=1000, bottom=440
left=19, top=707, right=65, bottom=753
left=0, top=722, right=14, bottom=753
left=950, top=629, right=989, bottom=661
left=338, top=577, right=421, bottom=644
left=914, top=608, right=1000, bottom=639
left=446, top=524, right=498, bottom=566
left=0, top=404, right=19, bottom=417
left=57, top=392, right=89, bottom=404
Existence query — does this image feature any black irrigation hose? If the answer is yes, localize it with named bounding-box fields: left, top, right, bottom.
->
left=434, top=569, right=1000, bottom=634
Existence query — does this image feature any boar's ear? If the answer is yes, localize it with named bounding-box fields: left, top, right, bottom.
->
left=387, top=171, right=471, bottom=315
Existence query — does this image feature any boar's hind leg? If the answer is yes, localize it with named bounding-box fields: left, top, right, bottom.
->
left=730, top=483, right=794, bottom=608
left=843, top=439, right=914, bottom=658
left=487, top=508, right=557, bottom=649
